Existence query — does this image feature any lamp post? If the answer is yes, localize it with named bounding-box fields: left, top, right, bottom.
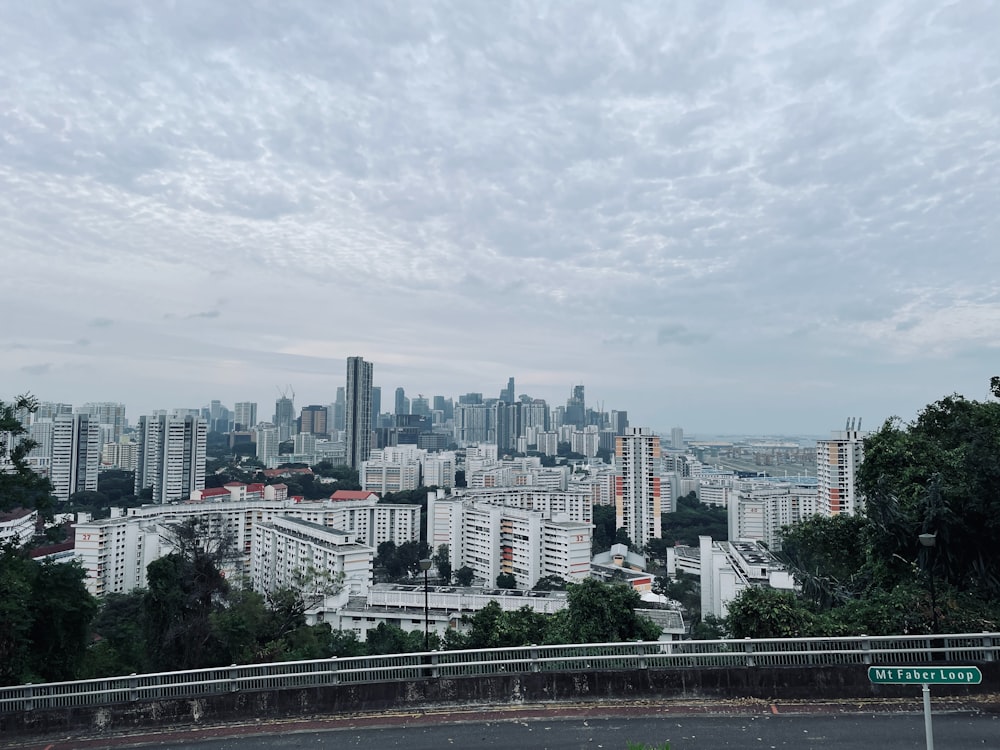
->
left=419, top=558, right=432, bottom=651
left=918, top=532, right=939, bottom=635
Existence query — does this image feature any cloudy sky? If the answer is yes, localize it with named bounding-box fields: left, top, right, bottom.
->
left=2, top=1, right=999, bottom=435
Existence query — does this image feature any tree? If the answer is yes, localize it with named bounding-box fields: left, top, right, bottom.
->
left=454, top=601, right=550, bottom=649
left=857, top=392, right=1000, bottom=598
left=142, top=518, right=235, bottom=670
left=454, top=566, right=475, bottom=587
left=779, top=514, right=868, bottom=609
left=496, top=572, right=517, bottom=589
left=433, top=544, right=452, bottom=583
left=0, top=544, right=97, bottom=685
left=591, top=504, right=616, bottom=554
left=0, top=395, right=54, bottom=517
left=661, top=493, right=727, bottom=545
left=725, top=586, right=817, bottom=639
left=533, top=575, right=567, bottom=591
left=558, top=579, right=661, bottom=643
left=365, top=622, right=428, bottom=655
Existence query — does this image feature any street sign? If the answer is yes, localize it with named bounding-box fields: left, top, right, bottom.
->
left=868, top=666, right=983, bottom=685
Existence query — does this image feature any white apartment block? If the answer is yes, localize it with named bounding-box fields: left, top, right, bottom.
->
left=421, top=451, right=456, bottom=488
left=536, top=430, right=559, bottom=456
left=569, top=470, right=616, bottom=506
left=699, top=536, right=795, bottom=619
left=0, top=508, right=37, bottom=547
left=615, top=427, right=662, bottom=549
left=134, top=414, right=207, bottom=503
left=362, top=446, right=422, bottom=494
left=79, top=402, right=127, bottom=444
left=101, top=440, right=138, bottom=471
left=252, top=516, right=374, bottom=598
left=51, top=413, right=101, bottom=502
left=75, top=485, right=418, bottom=597
left=427, top=488, right=592, bottom=589
left=816, top=422, right=868, bottom=516
left=727, top=477, right=819, bottom=550
left=255, top=424, right=279, bottom=467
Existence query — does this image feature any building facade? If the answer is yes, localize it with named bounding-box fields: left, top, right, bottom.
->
left=615, top=427, right=662, bottom=549
left=345, top=356, right=373, bottom=470
left=134, top=414, right=207, bottom=503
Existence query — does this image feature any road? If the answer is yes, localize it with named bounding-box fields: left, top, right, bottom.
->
left=21, top=710, right=999, bottom=750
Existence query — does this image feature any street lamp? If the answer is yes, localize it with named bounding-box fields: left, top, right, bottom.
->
left=419, top=558, right=432, bottom=651
left=918, top=532, right=939, bottom=635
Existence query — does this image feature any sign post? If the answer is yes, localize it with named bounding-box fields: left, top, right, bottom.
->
left=868, top=667, right=983, bottom=750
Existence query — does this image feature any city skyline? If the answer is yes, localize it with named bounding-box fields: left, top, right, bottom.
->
left=3, top=2, right=999, bottom=434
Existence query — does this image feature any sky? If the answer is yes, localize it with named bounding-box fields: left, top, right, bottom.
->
left=2, top=1, right=999, bottom=436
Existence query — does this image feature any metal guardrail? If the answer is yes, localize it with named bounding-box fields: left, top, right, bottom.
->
left=1, top=633, right=996, bottom=714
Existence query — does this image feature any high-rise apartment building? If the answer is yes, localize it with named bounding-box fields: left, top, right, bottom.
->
left=255, top=423, right=279, bottom=467
left=134, top=414, right=207, bottom=503
left=346, top=356, right=374, bottom=470
left=816, top=421, right=868, bottom=516
left=370, top=386, right=381, bottom=424
left=234, top=402, right=258, bottom=431
left=80, top=402, right=127, bottom=443
left=494, top=401, right=521, bottom=454
left=615, top=427, right=662, bottom=549
left=50, top=413, right=101, bottom=502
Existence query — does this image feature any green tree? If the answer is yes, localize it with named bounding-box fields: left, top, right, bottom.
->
left=532, top=575, right=567, bottom=591
left=454, top=566, right=475, bottom=586
left=496, top=572, right=517, bottom=589
left=82, top=591, right=146, bottom=676
left=779, top=514, right=868, bottom=609
left=454, top=601, right=550, bottom=649
left=558, top=579, right=661, bottom=643
left=725, top=586, right=817, bottom=639
left=661, top=493, right=727, bottom=545
left=433, top=544, right=452, bottom=583
left=0, top=395, right=54, bottom=516
left=365, top=622, right=428, bottom=655
left=857, top=392, right=1000, bottom=598
left=591, top=505, right=616, bottom=554
left=0, top=545, right=97, bottom=685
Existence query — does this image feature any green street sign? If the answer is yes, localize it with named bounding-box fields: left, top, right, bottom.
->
left=868, top=666, right=983, bottom=685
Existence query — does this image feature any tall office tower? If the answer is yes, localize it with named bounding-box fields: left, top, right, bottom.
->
left=500, top=377, right=515, bottom=404
left=274, top=395, right=295, bottom=442
left=333, top=387, right=347, bottom=432
left=233, top=402, right=258, bottom=431
left=346, top=356, right=374, bottom=470
left=565, top=385, right=586, bottom=428
left=299, top=405, right=329, bottom=437
left=610, top=410, right=629, bottom=436
left=50, top=413, right=101, bottom=502
left=494, top=401, right=522, bottom=453
left=671, top=427, right=684, bottom=450
left=204, top=400, right=231, bottom=433
left=459, top=392, right=483, bottom=405
left=134, top=414, right=207, bottom=503
left=394, top=387, right=407, bottom=416
left=80, top=402, right=127, bottom=443
left=255, top=423, right=279, bottom=467
left=614, top=427, right=662, bottom=549
left=411, top=395, right=430, bottom=418
left=816, top=419, right=869, bottom=516
left=370, top=386, right=381, bottom=424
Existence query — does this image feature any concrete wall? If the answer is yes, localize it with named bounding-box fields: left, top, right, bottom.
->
left=3, top=663, right=997, bottom=739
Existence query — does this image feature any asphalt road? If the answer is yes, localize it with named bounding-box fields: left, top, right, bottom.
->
left=69, top=712, right=1000, bottom=750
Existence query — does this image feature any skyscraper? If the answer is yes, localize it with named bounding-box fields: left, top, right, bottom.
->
left=370, top=386, right=381, bottom=424
left=615, top=427, right=662, bottom=549
left=565, top=385, right=586, bottom=428
left=332, top=387, right=347, bottom=432
left=134, top=414, right=207, bottom=503
left=234, top=402, right=258, bottom=431
left=50, top=413, right=101, bottom=502
left=274, top=394, right=295, bottom=442
left=500, top=377, right=515, bottom=403
left=394, top=387, right=407, bottom=416
left=494, top=400, right=521, bottom=454
left=346, top=356, right=374, bottom=470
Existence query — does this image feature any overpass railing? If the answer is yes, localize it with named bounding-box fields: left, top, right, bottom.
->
left=1, top=632, right=996, bottom=714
